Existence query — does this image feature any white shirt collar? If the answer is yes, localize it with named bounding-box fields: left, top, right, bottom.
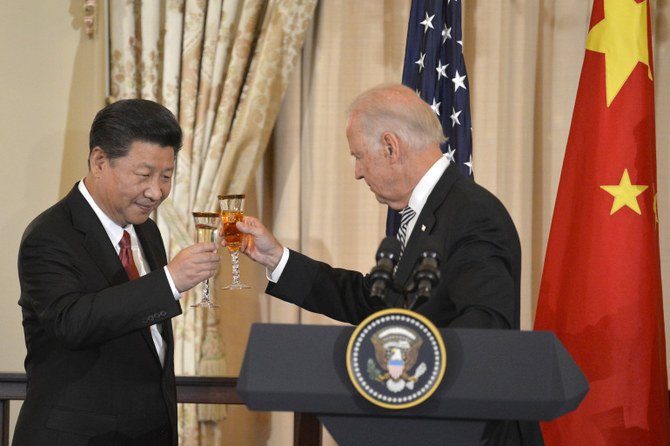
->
left=402, top=155, right=450, bottom=240
left=408, top=155, right=450, bottom=216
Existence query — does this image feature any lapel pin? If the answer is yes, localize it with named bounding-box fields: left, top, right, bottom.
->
left=421, top=224, right=426, bottom=232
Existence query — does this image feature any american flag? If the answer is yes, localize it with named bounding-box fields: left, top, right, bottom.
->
left=387, top=0, right=473, bottom=236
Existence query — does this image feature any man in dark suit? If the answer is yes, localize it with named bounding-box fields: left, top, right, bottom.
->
left=232, top=84, right=543, bottom=445
left=15, top=99, right=220, bottom=445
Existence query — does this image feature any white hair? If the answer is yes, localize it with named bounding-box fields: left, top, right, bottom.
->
left=347, top=84, right=446, bottom=151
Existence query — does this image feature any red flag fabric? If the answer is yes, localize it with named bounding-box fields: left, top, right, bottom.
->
left=534, top=0, right=670, bottom=444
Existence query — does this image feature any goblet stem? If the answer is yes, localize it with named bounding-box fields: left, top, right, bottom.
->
left=231, top=251, right=242, bottom=285
left=191, top=211, right=222, bottom=307
left=191, top=278, right=219, bottom=308
left=223, top=250, right=250, bottom=290
left=203, top=278, right=210, bottom=300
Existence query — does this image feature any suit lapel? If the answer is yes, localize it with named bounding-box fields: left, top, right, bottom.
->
left=134, top=223, right=165, bottom=271
left=67, top=186, right=128, bottom=286
left=393, top=165, right=460, bottom=291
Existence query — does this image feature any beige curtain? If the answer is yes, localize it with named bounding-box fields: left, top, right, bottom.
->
left=108, top=0, right=317, bottom=444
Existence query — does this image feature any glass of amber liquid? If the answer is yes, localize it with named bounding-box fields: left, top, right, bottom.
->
left=191, top=212, right=220, bottom=308
left=219, top=194, right=250, bottom=290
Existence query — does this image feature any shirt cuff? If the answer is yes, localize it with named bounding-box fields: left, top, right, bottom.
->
left=267, top=247, right=290, bottom=283
left=163, top=266, right=182, bottom=300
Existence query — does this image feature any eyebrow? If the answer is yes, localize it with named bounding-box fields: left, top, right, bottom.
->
left=137, top=162, right=174, bottom=172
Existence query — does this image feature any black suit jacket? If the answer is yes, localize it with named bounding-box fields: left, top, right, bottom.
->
left=14, top=184, right=182, bottom=446
left=266, top=165, right=543, bottom=445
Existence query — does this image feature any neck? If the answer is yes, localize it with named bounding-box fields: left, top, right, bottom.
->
left=404, top=146, right=442, bottom=189
left=388, top=145, right=442, bottom=210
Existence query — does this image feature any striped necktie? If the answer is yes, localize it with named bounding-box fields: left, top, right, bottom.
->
left=396, top=206, right=416, bottom=256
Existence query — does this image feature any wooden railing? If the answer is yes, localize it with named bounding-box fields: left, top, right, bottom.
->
left=0, top=373, right=320, bottom=446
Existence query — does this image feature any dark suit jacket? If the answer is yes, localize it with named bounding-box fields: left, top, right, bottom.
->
left=266, top=165, right=543, bottom=445
left=14, top=184, right=182, bottom=446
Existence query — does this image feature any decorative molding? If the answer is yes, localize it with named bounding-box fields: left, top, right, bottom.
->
left=84, top=0, right=97, bottom=37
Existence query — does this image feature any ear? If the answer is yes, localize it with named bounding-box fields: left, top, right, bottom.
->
left=89, top=147, right=108, bottom=176
left=381, top=132, right=401, bottom=162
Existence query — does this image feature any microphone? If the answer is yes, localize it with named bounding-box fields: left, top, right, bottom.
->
left=369, top=237, right=402, bottom=300
left=407, top=250, right=440, bottom=304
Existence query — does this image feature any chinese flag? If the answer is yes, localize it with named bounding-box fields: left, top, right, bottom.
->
left=534, top=0, right=670, bottom=445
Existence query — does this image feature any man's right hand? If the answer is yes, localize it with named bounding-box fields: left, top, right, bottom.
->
left=167, top=243, right=220, bottom=292
left=230, top=216, right=284, bottom=271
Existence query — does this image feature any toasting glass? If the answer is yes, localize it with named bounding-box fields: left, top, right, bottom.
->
left=191, top=212, right=220, bottom=308
left=219, top=194, right=251, bottom=290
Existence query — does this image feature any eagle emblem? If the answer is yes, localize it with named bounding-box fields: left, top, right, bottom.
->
left=347, top=309, right=446, bottom=409
left=368, top=326, right=427, bottom=393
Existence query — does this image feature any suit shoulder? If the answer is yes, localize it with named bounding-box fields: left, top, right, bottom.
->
left=441, top=175, right=519, bottom=237
left=450, top=174, right=509, bottom=213
left=21, top=197, right=73, bottom=243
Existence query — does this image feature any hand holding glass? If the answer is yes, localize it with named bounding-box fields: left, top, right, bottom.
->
left=191, top=212, right=220, bottom=308
left=219, top=194, right=251, bottom=290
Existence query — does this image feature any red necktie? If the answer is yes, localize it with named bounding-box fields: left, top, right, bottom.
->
left=119, top=230, right=140, bottom=280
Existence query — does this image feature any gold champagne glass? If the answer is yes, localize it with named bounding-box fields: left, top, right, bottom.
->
left=191, top=212, right=220, bottom=308
left=219, top=194, right=251, bottom=290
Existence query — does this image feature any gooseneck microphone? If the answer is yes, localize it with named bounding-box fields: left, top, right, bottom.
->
left=412, top=250, right=440, bottom=300
left=369, top=237, right=403, bottom=300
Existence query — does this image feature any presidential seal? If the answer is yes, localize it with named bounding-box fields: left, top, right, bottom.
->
left=346, top=308, right=446, bottom=410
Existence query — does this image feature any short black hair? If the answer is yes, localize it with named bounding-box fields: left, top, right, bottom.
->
left=89, top=99, right=183, bottom=160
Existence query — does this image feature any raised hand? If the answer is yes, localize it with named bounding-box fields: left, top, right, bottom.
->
left=227, top=216, right=284, bottom=271
left=166, top=242, right=220, bottom=293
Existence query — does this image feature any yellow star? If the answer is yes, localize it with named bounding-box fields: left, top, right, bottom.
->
left=600, top=169, right=648, bottom=215
left=585, top=0, right=652, bottom=106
